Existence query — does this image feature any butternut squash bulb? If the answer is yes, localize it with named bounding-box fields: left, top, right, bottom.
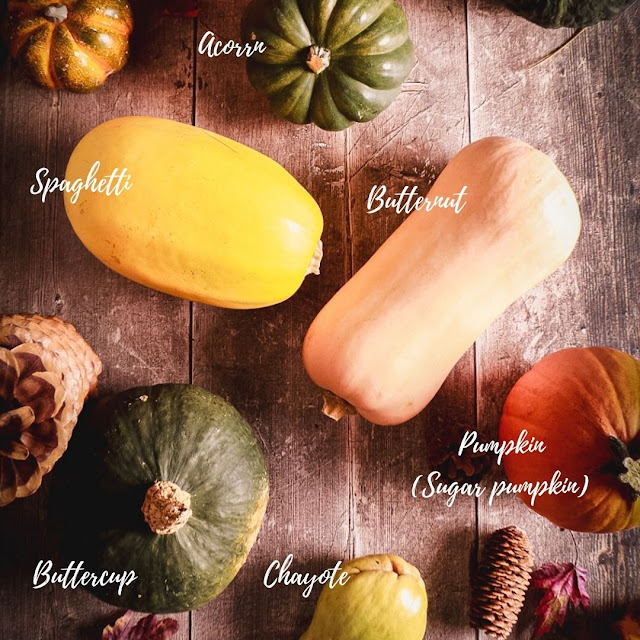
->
left=64, top=116, right=323, bottom=309
left=303, top=137, right=581, bottom=426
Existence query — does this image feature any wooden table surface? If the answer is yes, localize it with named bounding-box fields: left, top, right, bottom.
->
left=1, top=1, right=638, bottom=639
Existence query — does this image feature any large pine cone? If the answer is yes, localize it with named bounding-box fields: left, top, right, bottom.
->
left=471, top=526, right=534, bottom=639
left=0, top=314, right=102, bottom=505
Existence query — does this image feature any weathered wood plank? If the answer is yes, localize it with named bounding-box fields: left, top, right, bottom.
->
left=344, top=2, right=476, bottom=639
left=0, top=11, right=194, bottom=640
left=469, top=2, right=640, bottom=638
left=190, top=3, right=350, bottom=639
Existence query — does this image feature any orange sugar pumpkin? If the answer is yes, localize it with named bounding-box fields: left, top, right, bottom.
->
left=500, top=347, right=640, bottom=533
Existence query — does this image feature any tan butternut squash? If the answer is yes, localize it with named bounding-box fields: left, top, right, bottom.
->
left=303, top=137, right=581, bottom=425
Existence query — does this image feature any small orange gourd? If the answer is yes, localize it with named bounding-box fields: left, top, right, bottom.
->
left=3, top=0, right=133, bottom=92
left=303, top=137, right=581, bottom=425
left=500, top=347, right=640, bottom=533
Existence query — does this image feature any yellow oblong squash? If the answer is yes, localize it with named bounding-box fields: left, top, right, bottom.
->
left=64, top=116, right=324, bottom=309
left=303, top=137, right=582, bottom=426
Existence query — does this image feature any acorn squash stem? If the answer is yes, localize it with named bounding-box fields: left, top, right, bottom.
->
left=306, top=46, right=331, bottom=74
left=43, top=3, right=68, bottom=24
left=322, top=391, right=357, bottom=421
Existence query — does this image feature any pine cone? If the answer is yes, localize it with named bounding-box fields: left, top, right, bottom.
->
left=433, top=444, right=492, bottom=484
left=471, top=526, right=534, bottom=639
left=0, top=314, right=102, bottom=506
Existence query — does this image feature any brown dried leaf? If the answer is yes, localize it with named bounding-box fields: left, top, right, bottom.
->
left=613, top=602, right=640, bottom=639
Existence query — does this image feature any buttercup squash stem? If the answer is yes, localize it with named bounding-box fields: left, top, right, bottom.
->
left=141, top=480, right=193, bottom=536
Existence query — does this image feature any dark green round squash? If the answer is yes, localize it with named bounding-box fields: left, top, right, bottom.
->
left=505, top=0, right=637, bottom=28
left=242, top=0, right=415, bottom=131
left=56, top=384, right=269, bottom=613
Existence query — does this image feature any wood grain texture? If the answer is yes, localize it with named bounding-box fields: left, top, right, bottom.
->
left=345, top=2, right=476, bottom=639
left=190, top=2, right=351, bottom=638
left=469, top=1, right=640, bottom=638
left=0, top=9, right=194, bottom=640
left=0, top=0, right=638, bottom=639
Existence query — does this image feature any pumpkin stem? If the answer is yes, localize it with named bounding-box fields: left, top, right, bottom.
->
left=620, top=458, right=640, bottom=500
left=609, top=437, right=640, bottom=502
left=322, top=391, right=357, bottom=421
left=306, top=46, right=331, bottom=75
left=141, top=480, right=192, bottom=535
left=43, top=3, right=68, bottom=24
left=305, top=240, right=323, bottom=276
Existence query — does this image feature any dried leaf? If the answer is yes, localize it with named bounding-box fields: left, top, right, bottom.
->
left=613, top=602, right=640, bottom=639
left=160, top=0, right=201, bottom=18
left=102, top=611, right=179, bottom=640
left=531, top=562, right=590, bottom=637
left=137, top=0, right=201, bottom=19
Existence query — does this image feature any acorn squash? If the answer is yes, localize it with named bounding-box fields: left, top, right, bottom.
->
left=56, top=384, right=269, bottom=612
left=241, top=0, right=415, bottom=131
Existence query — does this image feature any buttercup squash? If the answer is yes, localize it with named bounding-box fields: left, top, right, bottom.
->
left=303, top=137, right=581, bottom=425
left=64, top=116, right=324, bottom=309
left=57, top=384, right=269, bottom=612
left=500, top=347, right=640, bottom=533
left=3, top=0, right=133, bottom=92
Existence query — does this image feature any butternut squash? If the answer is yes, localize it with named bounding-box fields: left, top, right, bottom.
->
left=64, top=116, right=323, bottom=309
left=303, top=137, right=581, bottom=425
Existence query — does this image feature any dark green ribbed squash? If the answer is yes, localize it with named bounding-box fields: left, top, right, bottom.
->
left=505, top=0, right=637, bottom=28
left=56, top=384, right=269, bottom=613
left=242, top=0, right=415, bottom=131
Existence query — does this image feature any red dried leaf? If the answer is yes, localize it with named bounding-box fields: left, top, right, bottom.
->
left=135, top=0, right=201, bottom=20
left=531, top=562, right=590, bottom=637
left=102, top=612, right=179, bottom=640
left=160, top=0, right=201, bottom=18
